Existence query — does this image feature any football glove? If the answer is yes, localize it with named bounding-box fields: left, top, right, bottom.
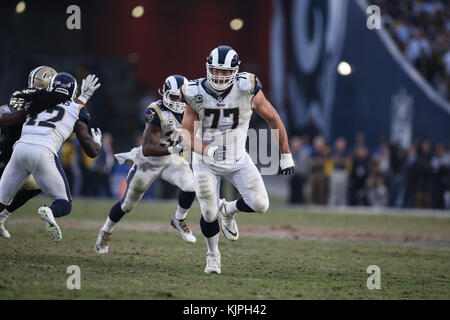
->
left=278, top=153, right=295, bottom=175
left=168, top=141, right=186, bottom=155
left=91, top=128, right=102, bottom=148
left=78, top=74, right=101, bottom=104
left=206, top=145, right=226, bottom=162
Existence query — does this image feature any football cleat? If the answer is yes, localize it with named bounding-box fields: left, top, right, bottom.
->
left=204, top=252, right=221, bottom=274
left=38, top=206, right=62, bottom=242
left=218, top=199, right=239, bottom=241
left=0, top=222, right=11, bottom=239
left=95, top=229, right=112, bottom=254
left=171, top=216, right=196, bottom=244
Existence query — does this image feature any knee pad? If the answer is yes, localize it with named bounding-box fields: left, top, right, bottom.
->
left=252, top=196, right=269, bottom=214
left=120, top=187, right=144, bottom=213
left=195, top=172, right=214, bottom=199
left=247, top=191, right=269, bottom=214
left=120, top=197, right=137, bottom=213
left=195, top=172, right=218, bottom=222
left=179, top=176, right=195, bottom=193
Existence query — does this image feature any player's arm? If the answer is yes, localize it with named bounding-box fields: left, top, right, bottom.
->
left=74, top=120, right=101, bottom=158
left=252, top=90, right=295, bottom=175
left=181, top=104, right=210, bottom=155
left=75, top=74, right=101, bottom=105
left=141, top=123, right=171, bottom=156
left=0, top=110, right=26, bottom=126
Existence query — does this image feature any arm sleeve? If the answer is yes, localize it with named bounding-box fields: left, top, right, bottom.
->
left=78, top=106, right=91, bottom=126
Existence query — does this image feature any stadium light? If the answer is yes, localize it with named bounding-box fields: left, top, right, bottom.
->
left=16, top=1, right=26, bottom=14
left=230, top=18, right=244, bottom=31
left=131, top=5, right=144, bottom=18
left=337, top=61, right=352, bottom=76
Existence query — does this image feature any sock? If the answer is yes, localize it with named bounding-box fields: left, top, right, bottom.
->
left=49, top=200, right=72, bottom=218
left=178, top=191, right=195, bottom=209
left=101, top=217, right=116, bottom=233
left=205, top=233, right=219, bottom=254
left=174, top=206, right=189, bottom=221
left=7, top=189, right=41, bottom=213
left=224, top=200, right=239, bottom=215
left=200, top=215, right=220, bottom=254
left=0, top=210, right=12, bottom=224
left=236, top=197, right=255, bottom=213
left=109, top=202, right=126, bottom=223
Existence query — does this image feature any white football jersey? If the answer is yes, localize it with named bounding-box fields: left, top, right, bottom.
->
left=145, top=100, right=183, bottom=147
left=142, top=99, right=184, bottom=164
left=19, top=100, right=90, bottom=155
left=181, top=72, right=261, bottom=163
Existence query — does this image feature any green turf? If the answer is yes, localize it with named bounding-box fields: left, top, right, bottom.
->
left=0, top=198, right=449, bottom=299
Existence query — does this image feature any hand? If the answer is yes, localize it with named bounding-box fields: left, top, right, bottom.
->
left=278, top=153, right=295, bottom=175
left=168, top=141, right=186, bottom=155
left=91, top=128, right=102, bottom=148
left=206, top=145, right=226, bottom=162
left=79, top=74, right=101, bottom=104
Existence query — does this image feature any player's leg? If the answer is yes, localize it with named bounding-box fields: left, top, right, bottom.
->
left=160, top=157, right=196, bottom=243
left=0, top=176, right=42, bottom=237
left=193, top=160, right=222, bottom=273
left=32, top=151, right=73, bottom=241
left=219, top=153, right=269, bottom=241
left=96, top=164, right=160, bottom=253
left=0, top=145, right=31, bottom=239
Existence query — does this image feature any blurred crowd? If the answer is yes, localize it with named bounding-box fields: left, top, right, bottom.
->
left=289, top=130, right=450, bottom=209
left=372, top=0, right=450, bottom=100
left=60, top=133, right=116, bottom=198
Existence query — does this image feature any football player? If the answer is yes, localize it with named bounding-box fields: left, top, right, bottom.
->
left=0, top=66, right=100, bottom=239
left=0, top=72, right=102, bottom=241
left=181, top=45, right=295, bottom=274
left=95, top=75, right=197, bottom=254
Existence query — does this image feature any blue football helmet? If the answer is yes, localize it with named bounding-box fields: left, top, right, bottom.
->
left=158, top=75, right=188, bottom=113
left=48, top=72, right=78, bottom=100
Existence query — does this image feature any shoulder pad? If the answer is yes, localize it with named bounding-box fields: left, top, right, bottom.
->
left=236, top=72, right=261, bottom=96
left=145, top=101, right=163, bottom=125
left=181, top=79, right=203, bottom=106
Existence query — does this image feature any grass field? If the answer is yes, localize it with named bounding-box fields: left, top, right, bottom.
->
left=0, top=197, right=449, bottom=300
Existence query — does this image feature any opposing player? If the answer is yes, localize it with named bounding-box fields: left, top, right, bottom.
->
left=0, top=67, right=100, bottom=238
left=95, top=75, right=197, bottom=254
left=0, top=72, right=102, bottom=241
left=181, top=45, right=295, bottom=274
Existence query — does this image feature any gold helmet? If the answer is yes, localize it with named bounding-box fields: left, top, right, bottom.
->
left=28, top=66, right=57, bottom=89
